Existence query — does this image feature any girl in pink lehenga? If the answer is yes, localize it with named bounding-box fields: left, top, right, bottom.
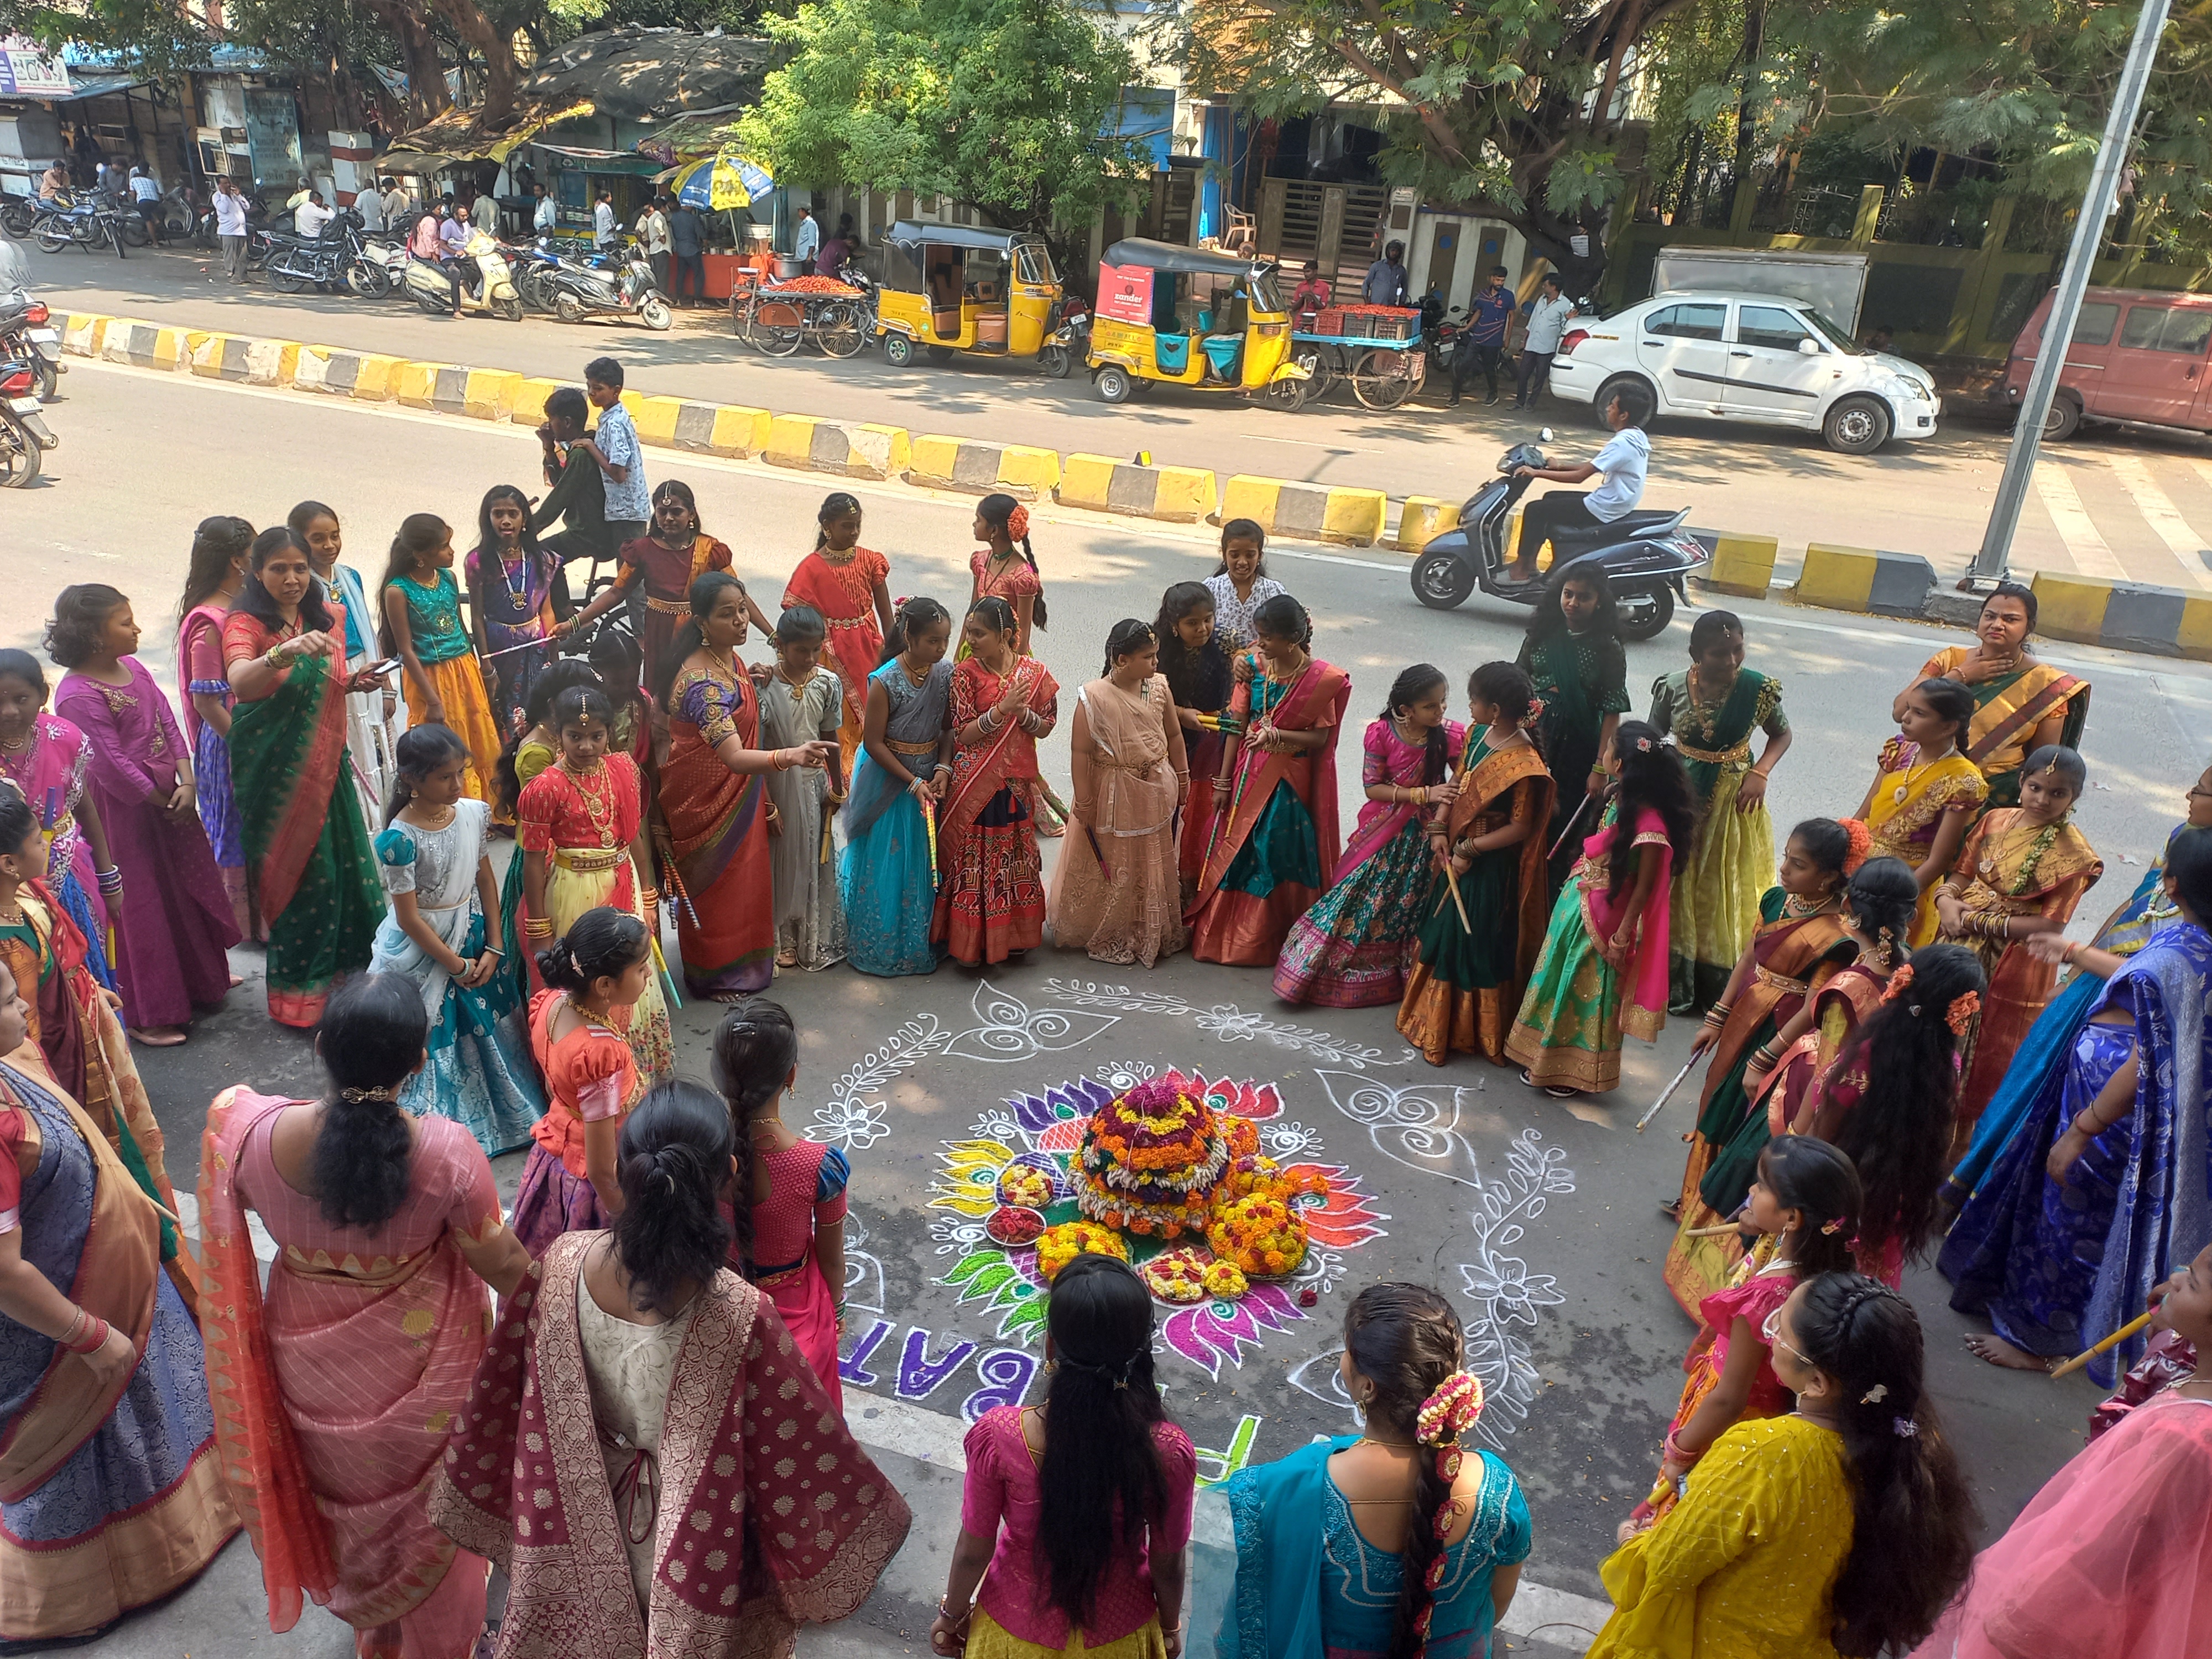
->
left=1051, top=619, right=1191, bottom=967
left=198, top=974, right=534, bottom=1659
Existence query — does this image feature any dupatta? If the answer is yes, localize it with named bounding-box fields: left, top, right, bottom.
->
left=1192, top=658, right=1353, bottom=905
left=1672, top=669, right=1771, bottom=806
left=1915, top=648, right=2092, bottom=776
left=944, top=656, right=1058, bottom=832
left=1337, top=719, right=1467, bottom=880
left=176, top=603, right=232, bottom=749
left=223, top=611, right=353, bottom=922
left=427, top=1233, right=912, bottom=1658
left=1453, top=737, right=1555, bottom=982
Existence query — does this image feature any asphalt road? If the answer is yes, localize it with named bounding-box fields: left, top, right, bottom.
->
left=25, top=241, right=2212, bottom=592
left=14, top=361, right=2212, bottom=1653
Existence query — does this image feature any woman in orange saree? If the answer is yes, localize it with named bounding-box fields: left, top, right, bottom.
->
left=937, top=598, right=1060, bottom=966
left=1187, top=595, right=1351, bottom=966
left=199, top=974, right=534, bottom=1659
left=782, top=492, right=893, bottom=777
left=656, top=573, right=838, bottom=1000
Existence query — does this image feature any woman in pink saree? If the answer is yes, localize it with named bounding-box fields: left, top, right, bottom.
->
left=198, top=974, right=534, bottom=1659
left=428, top=1082, right=911, bottom=1657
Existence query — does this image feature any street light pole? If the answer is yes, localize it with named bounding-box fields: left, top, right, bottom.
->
left=1971, top=0, right=2171, bottom=581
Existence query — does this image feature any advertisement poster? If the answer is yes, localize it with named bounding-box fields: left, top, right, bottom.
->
left=0, top=36, right=70, bottom=97
left=1097, top=262, right=1156, bottom=327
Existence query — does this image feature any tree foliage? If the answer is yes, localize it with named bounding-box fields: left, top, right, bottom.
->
left=737, top=0, right=1152, bottom=244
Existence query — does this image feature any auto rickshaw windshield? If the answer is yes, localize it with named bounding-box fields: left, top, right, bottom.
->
left=1015, top=243, right=1058, bottom=286
left=1246, top=267, right=1282, bottom=312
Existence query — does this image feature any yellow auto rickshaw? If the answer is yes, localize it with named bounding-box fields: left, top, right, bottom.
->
left=874, top=222, right=1074, bottom=376
left=1086, top=239, right=1310, bottom=408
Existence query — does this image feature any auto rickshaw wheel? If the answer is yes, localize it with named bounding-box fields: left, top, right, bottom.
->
left=1095, top=364, right=1133, bottom=404
left=883, top=332, right=916, bottom=367
left=925, top=345, right=956, bottom=366
left=1038, top=344, right=1071, bottom=379
left=1264, top=372, right=1311, bottom=413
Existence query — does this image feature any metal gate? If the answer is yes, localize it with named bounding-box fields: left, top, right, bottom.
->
left=1257, top=179, right=1389, bottom=280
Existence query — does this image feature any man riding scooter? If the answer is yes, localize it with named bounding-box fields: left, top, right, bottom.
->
left=1507, top=388, right=1651, bottom=584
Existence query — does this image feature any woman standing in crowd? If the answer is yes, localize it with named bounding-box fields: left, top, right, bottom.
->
left=292, top=500, right=397, bottom=822
left=1204, top=519, right=1284, bottom=652
left=842, top=597, right=953, bottom=978
left=1860, top=677, right=1987, bottom=945
left=1943, top=827, right=2212, bottom=1382
left=968, top=492, right=1047, bottom=659
left=1517, top=566, right=1630, bottom=898
left=429, top=1083, right=912, bottom=1651
left=1947, top=759, right=2212, bottom=1212
left=1631, top=1138, right=1861, bottom=1530
left=1217, top=1282, right=1530, bottom=1659
left=1187, top=594, right=1350, bottom=967
left=462, top=484, right=559, bottom=738
left=760, top=606, right=849, bottom=971
left=1157, top=582, right=1233, bottom=910
left=379, top=513, right=502, bottom=803
left=1912, top=1241, right=2212, bottom=1659
left=1898, top=581, right=2090, bottom=811
left=1399, top=663, right=1554, bottom=1067
left=1934, top=745, right=2102, bottom=1134
left=513, top=906, right=652, bottom=1254
left=514, top=683, right=671, bottom=1081
left=1663, top=819, right=1860, bottom=1308
left=1647, top=611, right=1792, bottom=1014
left=1590, top=1274, right=1976, bottom=1659
left=1506, top=721, right=1692, bottom=1098
left=571, top=480, right=770, bottom=695
left=0, top=964, right=237, bottom=1648
left=48, top=586, right=240, bottom=1046
left=0, top=649, right=116, bottom=990
left=224, top=528, right=387, bottom=1028
left=933, top=1254, right=1194, bottom=1659
left=1050, top=619, right=1190, bottom=968
left=714, top=999, right=848, bottom=1404
left=938, top=597, right=1060, bottom=967
left=175, top=514, right=260, bottom=940
left=784, top=491, right=893, bottom=777
left=198, top=975, right=531, bottom=1659
left=658, top=572, right=834, bottom=999
left=369, top=724, right=542, bottom=1156
left=1276, top=664, right=1462, bottom=1008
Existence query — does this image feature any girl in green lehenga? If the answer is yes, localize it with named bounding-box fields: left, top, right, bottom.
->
left=221, top=527, right=387, bottom=1028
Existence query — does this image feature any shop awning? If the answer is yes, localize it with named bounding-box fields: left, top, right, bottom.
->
left=530, top=143, right=666, bottom=176
left=50, top=72, right=148, bottom=101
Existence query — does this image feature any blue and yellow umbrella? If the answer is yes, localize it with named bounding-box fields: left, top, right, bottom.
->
left=667, top=153, right=776, bottom=211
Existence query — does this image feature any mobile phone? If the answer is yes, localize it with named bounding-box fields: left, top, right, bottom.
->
left=367, top=657, right=405, bottom=679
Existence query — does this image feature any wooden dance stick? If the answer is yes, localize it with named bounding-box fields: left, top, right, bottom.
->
left=1442, top=862, right=1472, bottom=930
left=479, top=634, right=561, bottom=661
left=2049, top=1310, right=2156, bottom=1380
left=1547, top=788, right=1595, bottom=860
left=922, top=797, right=940, bottom=885
left=1635, top=1055, right=1702, bottom=1133
left=1681, top=1220, right=1746, bottom=1238
left=653, top=832, right=702, bottom=928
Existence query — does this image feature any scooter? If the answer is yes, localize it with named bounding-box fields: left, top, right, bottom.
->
left=403, top=242, right=526, bottom=320
left=0, top=292, right=64, bottom=401
left=0, top=358, right=55, bottom=487
left=539, top=249, right=672, bottom=331
left=1408, top=435, right=1707, bottom=641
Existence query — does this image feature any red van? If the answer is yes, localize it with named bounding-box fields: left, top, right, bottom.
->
left=2004, top=285, right=2212, bottom=440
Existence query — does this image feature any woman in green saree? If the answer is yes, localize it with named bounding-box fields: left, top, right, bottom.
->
left=222, top=528, right=387, bottom=1027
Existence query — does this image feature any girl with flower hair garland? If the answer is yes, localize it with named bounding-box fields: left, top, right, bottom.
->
left=1218, top=1282, right=1530, bottom=1659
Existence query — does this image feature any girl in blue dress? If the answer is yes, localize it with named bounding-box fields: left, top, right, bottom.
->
left=840, top=597, right=952, bottom=976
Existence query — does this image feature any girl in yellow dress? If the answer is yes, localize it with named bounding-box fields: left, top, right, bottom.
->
left=1857, top=677, right=1986, bottom=945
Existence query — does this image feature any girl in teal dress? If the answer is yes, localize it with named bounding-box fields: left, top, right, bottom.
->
left=840, top=597, right=953, bottom=977
left=377, top=513, right=504, bottom=805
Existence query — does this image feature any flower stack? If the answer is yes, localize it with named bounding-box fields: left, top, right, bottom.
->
left=1075, top=1075, right=1232, bottom=1238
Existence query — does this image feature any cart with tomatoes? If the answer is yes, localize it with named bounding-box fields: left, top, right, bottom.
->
left=728, top=272, right=870, bottom=357
left=1287, top=304, right=1427, bottom=409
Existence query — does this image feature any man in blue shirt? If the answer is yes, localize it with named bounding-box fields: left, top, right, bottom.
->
left=437, top=200, right=476, bottom=316
left=1362, top=239, right=1408, bottom=306
left=1507, top=387, right=1651, bottom=583
left=1451, top=264, right=1516, bottom=407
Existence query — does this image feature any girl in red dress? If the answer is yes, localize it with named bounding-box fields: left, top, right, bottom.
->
left=784, top=491, right=893, bottom=778
left=937, top=598, right=1059, bottom=965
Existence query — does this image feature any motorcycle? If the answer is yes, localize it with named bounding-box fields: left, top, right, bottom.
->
left=33, top=198, right=127, bottom=258
left=1420, top=294, right=1465, bottom=383
left=263, top=212, right=390, bottom=298
left=1037, top=294, right=1089, bottom=380
left=0, top=293, right=64, bottom=402
left=402, top=241, right=526, bottom=321
left=0, top=358, right=54, bottom=486
left=539, top=249, right=672, bottom=331
left=1407, top=435, right=1706, bottom=641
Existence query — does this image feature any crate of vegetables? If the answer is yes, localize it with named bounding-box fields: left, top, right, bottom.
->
left=760, top=275, right=863, bottom=298
left=1310, top=307, right=1349, bottom=336
left=1334, top=304, right=1422, bottom=342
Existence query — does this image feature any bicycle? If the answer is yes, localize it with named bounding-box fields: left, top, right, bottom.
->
left=731, top=284, right=867, bottom=359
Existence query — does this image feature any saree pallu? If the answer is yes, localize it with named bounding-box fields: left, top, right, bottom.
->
left=426, top=1235, right=912, bottom=1657
left=180, top=603, right=261, bottom=941
left=1397, top=739, right=1554, bottom=1064
left=1755, top=962, right=1891, bottom=1141
left=0, top=714, right=114, bottom=992
left=1946, top=836, right=2186, bottom=1208
left=198, top=1087, right=492, bottom=1656
left=1187, top=659, right=1352, bottom=967
left=1504, top=805, right=1675, bottom=1094
left=664, top=661, right=775, bottom=999
left=1520, top=629, right=1628, bottom=898
left=936, top=658, right=1058, bottom=966
left=1048, top=675, right=1186, bottom=969
left=1917, top=646, right=2091, bottom=810
left=1940, top=924, right=2212, bottom=1385
left=1664, top=894, right=1849, bottom=1313
left=841, top=659, right=951, bottom=978
left=401, top=653, right=504, bottom=808
left=1654, top=669, right=1783, bottom=1014
left=783, top=545, right=891, bottom=780
left=225, top=617, right=385, bottom=1028
left=1863, top=735, right=1989, bottom=946
left=1944, top=811, right=2103, bottom=1129
left=0, top=1061, right=234, bottom=1645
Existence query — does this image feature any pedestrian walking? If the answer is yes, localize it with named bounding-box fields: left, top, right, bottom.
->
left=377, top=513, right=502, bottom=804
left=1512, top=272, right=1577, bottom=408
left=213, top=175, right=249, bottom=282
left=668, top=197, right=706, bottom=304
left=758, top=607, right=848, bottom=971
left=1451, top=264, right=1515, bottom=406
left=175, top=514, right=261, bottom=940
left=291, top=500, right=399, bottom=830
left=841, top=597, right=953, bottom=978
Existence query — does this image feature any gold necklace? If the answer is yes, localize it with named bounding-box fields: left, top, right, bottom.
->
left=900, top=656, right=929, bottom=688
left=1892, top=743, right=1954, bottom=805
left=560, top=757, right=618, bottom=848
left=1355, top=1434, right=1416, bottom=1450
left=566, top=997, right=622, bottom=1034
left=1781, top=891, right=1838, bottom=920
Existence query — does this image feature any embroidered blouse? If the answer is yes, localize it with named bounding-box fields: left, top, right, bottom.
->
left=393, top=569, right=471, bottom=666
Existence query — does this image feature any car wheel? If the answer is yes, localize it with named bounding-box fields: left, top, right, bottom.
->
left=1823, top=394, right=1891, bottom=455
left=1615, top=586, right=1676, bottom=642
left=1410, top=549, right=1476, bottom=611
left=2041, top=393, right=2082, bottom=442
left=1095, top=364, right=1132, bottom=404
left=882, top=331, right=915, bottom=367
left=1593, top=374, right=1654, bottom=428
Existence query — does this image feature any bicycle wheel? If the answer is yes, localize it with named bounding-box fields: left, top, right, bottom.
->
left=1350, top=347, right=1417, bottom=410
left=814, top=301, right=865, bottom=358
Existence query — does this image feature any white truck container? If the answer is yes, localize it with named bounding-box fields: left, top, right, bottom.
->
left=1648, top=247, right=1871, bottom=335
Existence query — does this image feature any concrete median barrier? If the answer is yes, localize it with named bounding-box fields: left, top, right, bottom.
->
left=58, top=314, right=110, bottom=358
left=1697, top=532, right=1781, bottom=602
left=2031, top=571, right=2212, bottom=662
left=763, top=414, right=911, bottom=481
left=392, top=363, right=520, bottom=420
left=186, top=332, right=300, bottom=386
left=98, top=319, right=189, bottom=372
left=1394, top=497, right=1460, bottom=555
left=1219, top=476, right=1388, bottom=548
left=1790, top=542, right=1934, bottom=619
left=671, top=401, right=771, bottom=458
left=907, top=436, right=1062, bottom=499
left=508, top=377, right=579, bottom=426
left=295, top=346, right=404, bottom=401
left=1055, top=454, right=1216, bottom=523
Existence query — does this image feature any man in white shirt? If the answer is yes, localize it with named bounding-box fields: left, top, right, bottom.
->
left=794, top=205, right=819, bottom=272
left=286, top=175, right=312, bottom=212
left=354, top=182, right=384, bottom=233
left=213, top=175, right=251, bottom=283
left=637, top=195, right=670, bottom=295
left=295, top=190, right=336, bottom=239
left=1506, top=387, right=1652, bottom=584
left=593, top=191, right=616, bottom=249
left=382, top=179, right=410, bottom=228
left=1512, top=272, right=1578, bottom=409
left=532, top=183, right=556, bottom=237
left=128, top=165, right=165, bottom=245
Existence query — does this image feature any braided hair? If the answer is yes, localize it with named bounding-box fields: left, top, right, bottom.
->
left=1102, top=618, right=1156, bottom=676
left=879, top=595, right=951, bottom=666
left=1380, top=664, right=1450, bottom=787
left=709, top=998, right=799, bottom=1275
left=309, top=974, right=427, bottom=1231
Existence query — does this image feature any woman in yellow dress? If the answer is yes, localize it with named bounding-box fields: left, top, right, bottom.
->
left=1893, top=581, right=2088, bottom=811
left=1590, top=1274, right=1975, bottom=1659
left=1858, top=677, right=1986, bottom=946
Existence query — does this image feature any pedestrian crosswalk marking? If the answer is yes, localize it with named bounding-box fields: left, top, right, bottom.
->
left=2033, top=463, right=2127, bottom=581
left=2104, top=455, right=2212, bottom=592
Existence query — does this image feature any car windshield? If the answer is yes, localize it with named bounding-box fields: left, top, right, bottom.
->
left=1802, top=309, right=1865, bottom=355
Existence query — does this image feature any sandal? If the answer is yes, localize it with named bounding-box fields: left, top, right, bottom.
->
left=1519, top=1068, right=1578, bottom=1099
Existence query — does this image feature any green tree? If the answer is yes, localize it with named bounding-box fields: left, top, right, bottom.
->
left=737, top=0, right=1153, bottom=251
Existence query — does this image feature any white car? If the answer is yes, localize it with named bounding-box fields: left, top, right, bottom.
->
left=1541, top=290, right=1941, bottom=454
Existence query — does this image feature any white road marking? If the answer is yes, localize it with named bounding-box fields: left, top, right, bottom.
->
left=2105, top=454, right=2212, bottom=591
left=2032, top=462, right=2126, bottom=580
left=1235, top=432, right=1376, bottom=455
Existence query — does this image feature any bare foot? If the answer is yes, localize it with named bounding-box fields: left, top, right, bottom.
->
left=227, top=973, right=244, bottom=989
left=129, top=1026, right=187, bottom=1047
left=1963, top=1333, right=2053, bottom=1373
